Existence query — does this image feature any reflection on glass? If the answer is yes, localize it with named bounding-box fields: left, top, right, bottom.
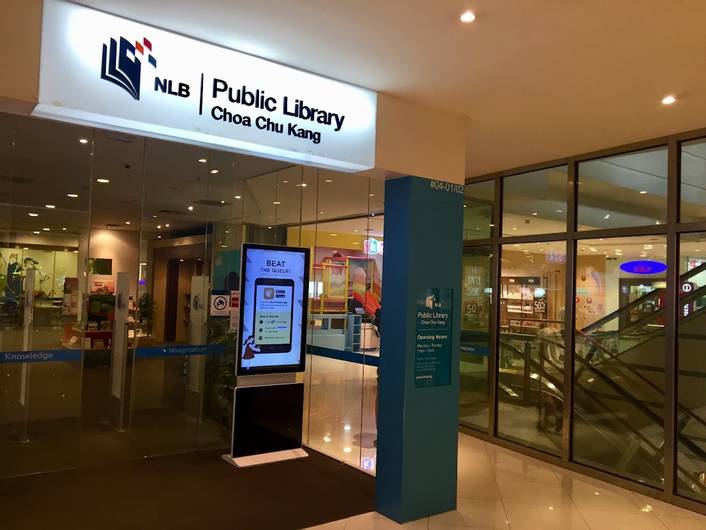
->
left=497, top=241, right=566, bottom=454
left=681, top=139, right=706, bottom=223
left=578, top=147, right=667, bottom=231
left=502, top=166, right=568, bottom=237
left=677, top=232, right=706, bottom=502
left=573, top=236, right=666, bottom=486
left=464, top=180, right=494, bottom=240
left=459, top=246, right=493, bottom=431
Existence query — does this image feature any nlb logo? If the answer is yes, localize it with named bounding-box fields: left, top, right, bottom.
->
left=101, top=36, right=157, bottom=100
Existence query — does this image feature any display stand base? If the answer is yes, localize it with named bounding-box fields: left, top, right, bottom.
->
left=221, top=448, right=308, bottom=468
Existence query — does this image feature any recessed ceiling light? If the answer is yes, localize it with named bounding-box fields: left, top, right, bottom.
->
left=281, top=180, right=289, bottom=184
left=459, top=10, right=476, bottom=23
left=42, top=227, right=50, bottom=231
left=531, top=212, right=538, bottom=216
left=187, top=205, right=194, bottom=211
left=296, top=183, right=307, bottom=187
left=157, top=235, right=162, bottom=239
left=96, top=178, right=110, bottom=183
left=33, top=230, right=40, bottom=234
left=343, top=447, right=352, bottom=454
left=369, top=193, right=375, bottom=197
left=45, top=204, right=55, bottom=209
left=267, top=226, right=272, bottom=229
left=179, top=259, right=184, bottom=262
left=152, top=215, right=158, bottom=218
left=28, top=212, right=38, bottom=217
left=273, top=201, right=281, bottom=205
left=165, top=223, right=170, bottom=228
left=324, top=179, right=333, bottom=183
left=62, top=227, right=67, bottom=231
left=197, top=158, right=207, bottom=163
left=330, top=233, right=337, bottom=237
left=603, top=214, right=611, bottom=219
left=157, top=225, right=162, bottom=229
left=67, top=193, right=79, bottom=198
left=210, top=169, right=219, bottom=174
left=234, top=195, right=242, bottom=199
left=79, top=138, right=89, bottom=144
left=220, top=200, right=225, bottom=204
left=319, top=211, right=325, bottom=215
left=639, top=190, right=648, bottom=194
left=23, top=247, right=28, bottom=250
left=124, top=221, right=131, bottom=225
left=661, top=95, right=677, bottom=105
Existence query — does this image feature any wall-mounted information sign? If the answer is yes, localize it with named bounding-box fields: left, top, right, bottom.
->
left=35, top=0, right=377, bottom=172
left=414, top=287, right=453, bottom=388
left=237, top=244, right=309, bottom=375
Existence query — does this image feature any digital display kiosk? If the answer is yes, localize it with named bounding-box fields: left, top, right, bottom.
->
left=237, top=244, right=309, bottom=375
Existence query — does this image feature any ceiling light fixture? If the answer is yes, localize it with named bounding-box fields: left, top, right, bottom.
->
left=234, top=195, right=242, bottom=199
left=125, top=221, right=131, bottom=225
left=33, top=230, right=40, bottom=234
left=67, top=193, right=78, bottom=198
left=96, top=178, right=110, bottom=183
left=42, top=227, right=50, bottom=231
left=197, top=158, right=207, bottom=163
left=639, top=190, right=648, bottom=195
left=28, top=212, right=38, bottom=217
left=79, top=138, right=89, bottom=144
left=210, top=169, right=219, bottom=174
left=604, top=214, right=611, bottom=219
left=45, top=204, right=55, bottom=209
left=62, top=227, right=67, bottom=231
left=661, top=95, right=677, bottom=106
left=273, top=201, right=281, bottom=205
left=324, top=179, right=333, bottom=183
left=165, top=223, right=170, bottom=228
left=187, top=205, right=194, bottom=211
left=459, top=10, right=476, bottom=23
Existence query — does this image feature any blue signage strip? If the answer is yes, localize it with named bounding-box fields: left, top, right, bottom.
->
left=135, top=344, right=226, bottom=358
left=0, top=349, right=83, bottom=364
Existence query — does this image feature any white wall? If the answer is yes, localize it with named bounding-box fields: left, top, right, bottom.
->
left=89, top=229, right=140, bottom=298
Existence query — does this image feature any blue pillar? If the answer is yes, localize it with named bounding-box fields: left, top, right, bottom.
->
left=376, top=176, right=464, bottom=523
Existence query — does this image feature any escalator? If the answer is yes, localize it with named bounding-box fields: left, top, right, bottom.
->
left=471, top=261, right=706, bottom=496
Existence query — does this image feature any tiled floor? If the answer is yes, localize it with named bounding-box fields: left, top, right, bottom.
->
left=304, top=433, right=706, bottom=530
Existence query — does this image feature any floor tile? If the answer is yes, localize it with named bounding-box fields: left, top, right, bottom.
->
left=304, top=520, right=348, bottom=530
left=578, top=509, right=668, bottom=530
left=428, top=499, right=509, bottom=528
left=344, top=512, right=428, bottom=530
left=656, top=515, right=706, bottom=530
left=495, top=478, right=572, bottom=506
left=503, top=501, right=590, bottom=530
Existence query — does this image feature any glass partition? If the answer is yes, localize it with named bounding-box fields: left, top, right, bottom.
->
left=577, top=147, right=668, bottom=231
left=464, top=179, right=495, bottom=240
left=497, top=241, right=566, bottom=454
left=502, top=166, right=568, bottom=236
left=459, top=246, right=493, bottom=431
left=681, top=139, right=706, bottom=223
left=677, top=232, right=706, bottom=502
left=573, top=235, right=666, bottom=486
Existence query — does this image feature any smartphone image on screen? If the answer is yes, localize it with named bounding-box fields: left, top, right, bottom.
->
left=252, top=277, right=295, bottom=353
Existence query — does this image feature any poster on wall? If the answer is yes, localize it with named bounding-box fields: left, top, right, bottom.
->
left=237, top=244, right=310, bottom=376
left=414, top=287, right=453, bottom=388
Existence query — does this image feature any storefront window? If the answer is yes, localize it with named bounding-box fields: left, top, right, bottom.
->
left=497, top=241, right=566, bottom=455
left=577, top=147, right=668, bottom=231
left=681, top=139, right=706, bottom=223
left=502, top=166, right=568, bottom=236
left=677, top=232, right=706, bottom=502
left=464, top=180, right=494, bottom=240
left=573, top=235, right=666, bottom=486
left=459, top=246, right=493, bottom=431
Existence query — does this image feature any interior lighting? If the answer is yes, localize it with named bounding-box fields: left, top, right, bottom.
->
left=28, top=212, right=38, bottom=217
left=273, top=201, right=281, bottom=205
left=459, top=10, right=476, bottom=23
left=324, top=179, right=333, bottom=183
left=210, top=169, right=219, bottom=174
left=45, top=204, right=55, bottom=209
left=33, top=231, right=40, bottom=234
left=197, top=158, right=207, bottom=163
left=234, top=195, right=242, bottom=199
left=639, top=190, right=648, bottom=194
left=79, top=138, right=89, bottom=144
left=62, top=227, right=67, bottom=231
left=165, top=223, right=170, bottom=228
left=67, top=193, right=79, bottom=198
left=125, top=221, right=131, bottom=225
left=187, top=206, right=194, bottom=211
left=661, top=95, right=676, bottom=106
left=343, top=447, right=352, bottom=454
left=42, top=227, right=50, bottom=231
left=96, top=178, right=110, bottom=183
left=603, top=214, right=611, bottom=219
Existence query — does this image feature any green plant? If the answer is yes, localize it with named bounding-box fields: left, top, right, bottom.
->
left=137, top=293, right=155, bottom=332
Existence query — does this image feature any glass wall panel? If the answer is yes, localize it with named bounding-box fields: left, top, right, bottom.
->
left=459, top=246, right=493, bottom=431
left=577, top=147, right=668, bottom=231
left=497, top=241, right=566, bottom=454
left=573, top=235, right=666, bottom=486
left=681, top=139, right=706, bottom=223
left=677, top=232, right=706, bottom=501
left=464, top=180, right=494, bottom=240
left=0, top=114, right=91, bottom=477
left=502, top=166, right=568, bottom=237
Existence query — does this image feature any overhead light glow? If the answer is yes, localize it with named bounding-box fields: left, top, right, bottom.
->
left=639, top=190, right=648, bottom=194
left=125, top=221, right=131, bottom=225
left=42, top=227, right=50, bottom=231
left=187, top=205, right=194, bottom=211
left=28, top=212, right=39, bottom=217
left=273, top=201, right=281, bottom=205
left=210, top=169, right=219, bottom=174
left=96, top=178, right=110, bottom=183
left=67, top=193, right=79, bottom=198
left=459, top=10, right=476, bottom=23
left=45, top=204, right=56, bottom=209
left=661, top=95, right=676, bottom=105
left=79, top=138, right=88, bottom=144
left=197, top=158, right=207, bottom=163
left=234, top=195, right=242, bottom=199
left=33, top=230, right=40, bottom=234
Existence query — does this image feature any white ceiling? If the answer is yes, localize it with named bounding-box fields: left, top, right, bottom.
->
left=73, top=0, right=706, bottom=178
